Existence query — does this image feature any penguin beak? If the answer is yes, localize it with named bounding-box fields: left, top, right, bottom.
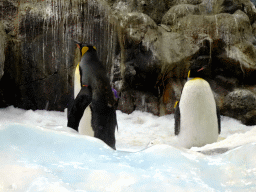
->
left=197, top=67, right=205, bottom=72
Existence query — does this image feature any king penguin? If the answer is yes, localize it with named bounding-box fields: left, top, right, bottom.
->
left=68, top=43, right=118, bottom=150
left=174, top=40, right=221, bottom=148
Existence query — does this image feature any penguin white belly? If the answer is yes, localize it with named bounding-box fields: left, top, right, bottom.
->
left=74, top=65, right=94, bottom=137
left=178, top=78, right=218, bottom=148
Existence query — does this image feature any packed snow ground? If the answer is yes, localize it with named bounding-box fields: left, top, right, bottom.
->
left=0, top=106, right=256, bottom=191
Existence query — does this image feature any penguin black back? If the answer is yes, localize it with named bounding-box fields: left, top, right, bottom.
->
left=68, top=42, right=118, bottom=150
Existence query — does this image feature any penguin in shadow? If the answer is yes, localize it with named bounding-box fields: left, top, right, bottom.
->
left=174, top=39, right=221, bottom=148
left=68, top=43, right=118, bottom=150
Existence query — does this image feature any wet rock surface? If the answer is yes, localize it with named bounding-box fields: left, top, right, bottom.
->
left=0, top=0, right=116, bottom=110
left=0, top=0, right=256, bottom=124
left=222, top=89, right=256, bottom=125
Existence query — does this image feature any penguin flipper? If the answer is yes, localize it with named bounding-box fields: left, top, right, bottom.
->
left=174, top=101, right=180, bottom=135
left=217, top=105, right=221, bottom=134
left=68, top=87, right=92, bottom=131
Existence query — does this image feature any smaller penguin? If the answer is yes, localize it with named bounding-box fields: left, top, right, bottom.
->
left=68, top=43, right=118, bottom=150
left=174, top=40, right=221, bottom=148
left=74, top=63, right=94, bottom=137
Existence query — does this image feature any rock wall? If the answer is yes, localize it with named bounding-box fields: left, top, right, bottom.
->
left=0, top=0, right=256, bottom=125
left=0, top=0, right=117, bottom=110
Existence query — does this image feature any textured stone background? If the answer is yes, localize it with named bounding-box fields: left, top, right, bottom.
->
left=0, top=0, right=256, bottom=125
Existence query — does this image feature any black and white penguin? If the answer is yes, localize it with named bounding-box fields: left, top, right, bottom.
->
left=74, top=62, right=94, bottom=137
left=68, top=43, right=118, bottom=150
left=174, top=40, right=221, bottom=148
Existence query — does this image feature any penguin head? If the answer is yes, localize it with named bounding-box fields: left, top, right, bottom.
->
left=188, top=56, right=211, bottom=79
left=75, top=42, right=97, bottom=57
left=188, top=39, right=211, bottom=79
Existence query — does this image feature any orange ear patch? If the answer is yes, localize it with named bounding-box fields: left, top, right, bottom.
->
left=174, top=101, right=179, bottom=109
left=81, top=46, right=89, bottom=56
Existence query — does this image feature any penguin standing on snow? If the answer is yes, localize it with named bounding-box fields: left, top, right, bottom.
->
left=174, top=40, right=221, bottom=148
left=68, top=43, right=118, bottom=150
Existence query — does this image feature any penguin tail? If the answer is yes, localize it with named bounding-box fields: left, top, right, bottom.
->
left=98, top=107, right=118, bottom=150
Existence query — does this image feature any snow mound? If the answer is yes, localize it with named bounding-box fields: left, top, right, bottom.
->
left=0, top=123, right=256, bottom=191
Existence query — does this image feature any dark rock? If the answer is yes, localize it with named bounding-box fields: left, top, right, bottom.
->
left=0, top=39, right=22, bottom=108
left=117, top=90, right=159, bottom=115
left=154, top=31, right=198, bottom=79
left=134, top=0, right=168, bottom=24
left=220, top=0, right=245, bottom=14
left=236, top=0, right=256, bottom=24
left=119, top=12, right=157, bottom=46
left=118, top=90, right=135, bottom=114
left=117, top=12, right=160, bottom=95
left=171, top=10, right=253, bottom=45
left=124, top=61, right=136, bottom=85
left=162, top=4, right=200, bottom=26
left=214, top=75, right=239, bottom=91
left=0, top=0, right=18, bottom=34
left=134, top=91, right=159, bottom=115
left=1, top=1, right=77, bottom=110
left=243, top=110, right=256, bottom=125
left=222, top=89, right=256, bottom=124
left=170, top=10, right=256, bottom=84
left=1, top=0, right=118, bottom=111
left=112, top=0, right=169, bottom=24
left=224, top=89, right=256, bottom=111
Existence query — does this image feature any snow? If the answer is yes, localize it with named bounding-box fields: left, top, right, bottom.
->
left=0, top=106, right=256, bottom=191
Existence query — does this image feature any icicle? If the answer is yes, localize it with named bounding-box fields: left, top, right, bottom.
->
left=45, top=100, right=49, bottom=110
left=141, top=95, right=147, bottom=111
left=233, top=14, right=241, bottom=43
left=214, top=15, right=218, bottom=38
